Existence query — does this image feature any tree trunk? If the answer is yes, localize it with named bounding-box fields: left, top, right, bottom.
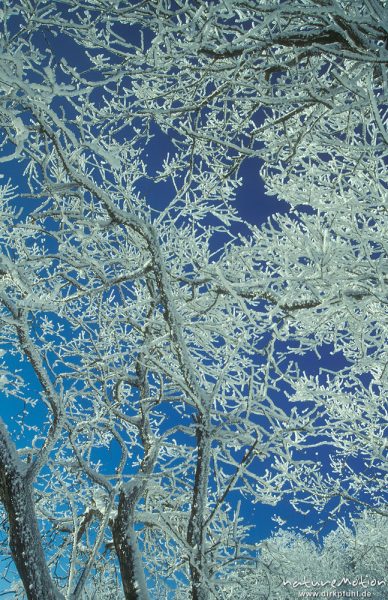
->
left=0, top=421, right=64, bottom=600
left=187, top=417, right=211, bottom=600
left=112, top=488, right=149, bottom=600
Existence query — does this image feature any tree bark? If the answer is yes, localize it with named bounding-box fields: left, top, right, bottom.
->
left=0, top=421, right=64, bottom=600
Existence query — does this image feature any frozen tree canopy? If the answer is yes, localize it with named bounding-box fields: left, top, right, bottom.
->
left=0, top=1, right=386, bottom=599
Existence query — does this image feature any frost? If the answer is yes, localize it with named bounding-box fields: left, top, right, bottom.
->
left=0, top=1, right=385, bottom=599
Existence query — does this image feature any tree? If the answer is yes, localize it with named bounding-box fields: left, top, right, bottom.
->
left=0, top=1, right=386, bottom=599
left=218, top=509, right=388, bottom=599
left=125, top=0, right=387, bottom=183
